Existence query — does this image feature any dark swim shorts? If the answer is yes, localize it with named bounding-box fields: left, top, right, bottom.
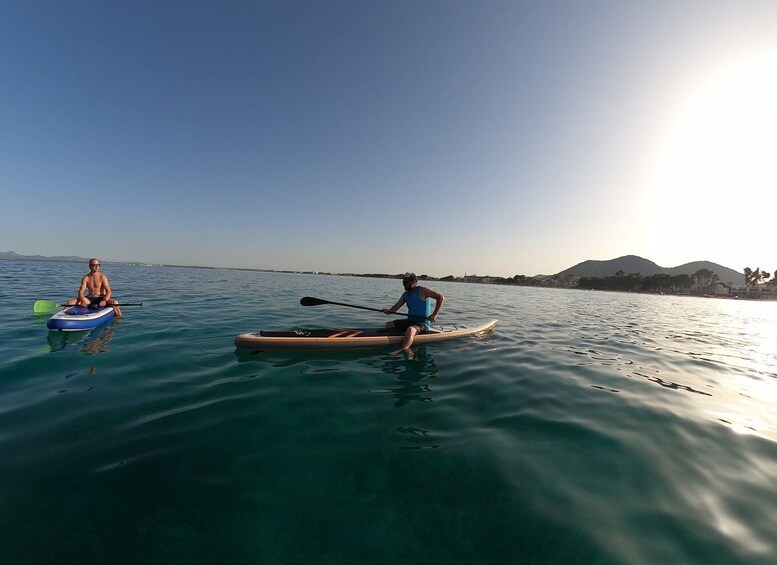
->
left=87, top=295, right=106, bottom=305
left=393, top=319, right=427, bottom=333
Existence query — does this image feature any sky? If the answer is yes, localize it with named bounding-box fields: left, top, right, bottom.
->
left=1, top=1, right=776, bottom=277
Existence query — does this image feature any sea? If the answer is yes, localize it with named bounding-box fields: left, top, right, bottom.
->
left=1, top=259, right=776, bottom=564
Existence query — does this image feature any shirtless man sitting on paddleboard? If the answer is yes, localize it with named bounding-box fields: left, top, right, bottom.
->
left=66, top=258, right=123, bottom=317
left=383, top=272, right=444, bottom=352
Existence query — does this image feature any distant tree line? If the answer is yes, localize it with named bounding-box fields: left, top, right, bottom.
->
left=575, top=269, right=722, bottom=294
left=357, top=266, right=777, bottom=297
left=490, top=275, right=547, bottom=287
left=743, top=267, right=774, bottom=288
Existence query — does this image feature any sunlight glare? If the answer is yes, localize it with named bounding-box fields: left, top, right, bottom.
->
left=650, top=51, right=777, bottom=260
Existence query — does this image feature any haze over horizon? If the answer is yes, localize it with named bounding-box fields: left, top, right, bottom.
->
left=0, top=249, right=748, bottom=281
left=2, top=2, right=775, bottom=278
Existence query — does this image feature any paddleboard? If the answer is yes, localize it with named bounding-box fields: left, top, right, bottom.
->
left=47, top=305, right=115, bottom=332
left=234, top=319, right=498, bottom=351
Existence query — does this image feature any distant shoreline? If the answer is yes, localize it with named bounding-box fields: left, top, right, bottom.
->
left=0, top=251, right=777, bottom=301
left=4, top=255, right=775, bottom=301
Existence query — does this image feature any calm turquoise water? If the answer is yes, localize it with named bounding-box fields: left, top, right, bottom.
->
left=2, top=259, right=777, bottom=564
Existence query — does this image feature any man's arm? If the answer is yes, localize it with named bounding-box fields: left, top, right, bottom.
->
left=77, top=276, right=89, bottom=305
left=421, top=288, right=444, bottom=322
left=383, top=294, right=407, bottom=314
left=101, top=274, right=113, bottom=304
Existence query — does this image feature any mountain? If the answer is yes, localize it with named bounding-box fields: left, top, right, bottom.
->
left=1, top=251, right=90, bottom=262
left=556, top=255, right=664, bottom=278
left=664, top=261, right=745, bottom=286
left=556, top=255, right=745, bottom=286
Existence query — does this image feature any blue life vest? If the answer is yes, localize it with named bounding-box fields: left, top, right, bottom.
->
left=405, top=287, right=432, bottom=327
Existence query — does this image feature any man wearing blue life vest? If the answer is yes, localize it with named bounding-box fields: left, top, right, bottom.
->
left=383, top=272, right=444, bottom=351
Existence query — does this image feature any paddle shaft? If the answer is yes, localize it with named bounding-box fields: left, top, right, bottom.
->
left=62, top=302, right=143, bottom=307
left=300, top=297, right=427, bottom=319
left=34, top=299, right=142, bottom=313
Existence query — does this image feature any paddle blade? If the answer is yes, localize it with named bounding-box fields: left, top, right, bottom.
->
left=33, top=300, right=59, bottom=313
left=300, top=296, right=327, bottom=306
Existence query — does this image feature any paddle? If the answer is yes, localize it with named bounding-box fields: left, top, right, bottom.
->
left=33, top=300, right=66, bottom=313
left=33, top=300, right=143, bottom=313
left=299, top=296, right=427, bottom=319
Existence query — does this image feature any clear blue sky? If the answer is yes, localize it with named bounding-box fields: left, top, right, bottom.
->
left=2, top=1, right=775, bottom=277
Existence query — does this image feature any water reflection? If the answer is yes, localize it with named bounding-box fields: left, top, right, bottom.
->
left=369, top=348, right=439, bottom=408
left=234, top=346, right=440, bottom=407
left=233, top=346, right=443, bottom=448
left=232, top=348, right=381, bottom=367
left=47, top=323, right=116, bottom=355
left=374, top=348, right=441, bottom=450
left=79, top=324, right=116, bottom=355
left=396, top=426, right=439, bottom=450
left=47, top=329, right=90, bottom=352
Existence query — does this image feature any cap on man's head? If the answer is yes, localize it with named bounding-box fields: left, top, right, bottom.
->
left=402, top=272, right=418, bottom=281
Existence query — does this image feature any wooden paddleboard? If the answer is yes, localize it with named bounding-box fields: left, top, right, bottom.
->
left=234, top=319, right=498, bottom=351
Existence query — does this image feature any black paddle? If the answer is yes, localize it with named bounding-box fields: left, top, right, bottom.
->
left=33, top=299, right=143, bottom=312
left=300, top=296, right=426, bottom=319
left=75, top=302, right=143, bottom=308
